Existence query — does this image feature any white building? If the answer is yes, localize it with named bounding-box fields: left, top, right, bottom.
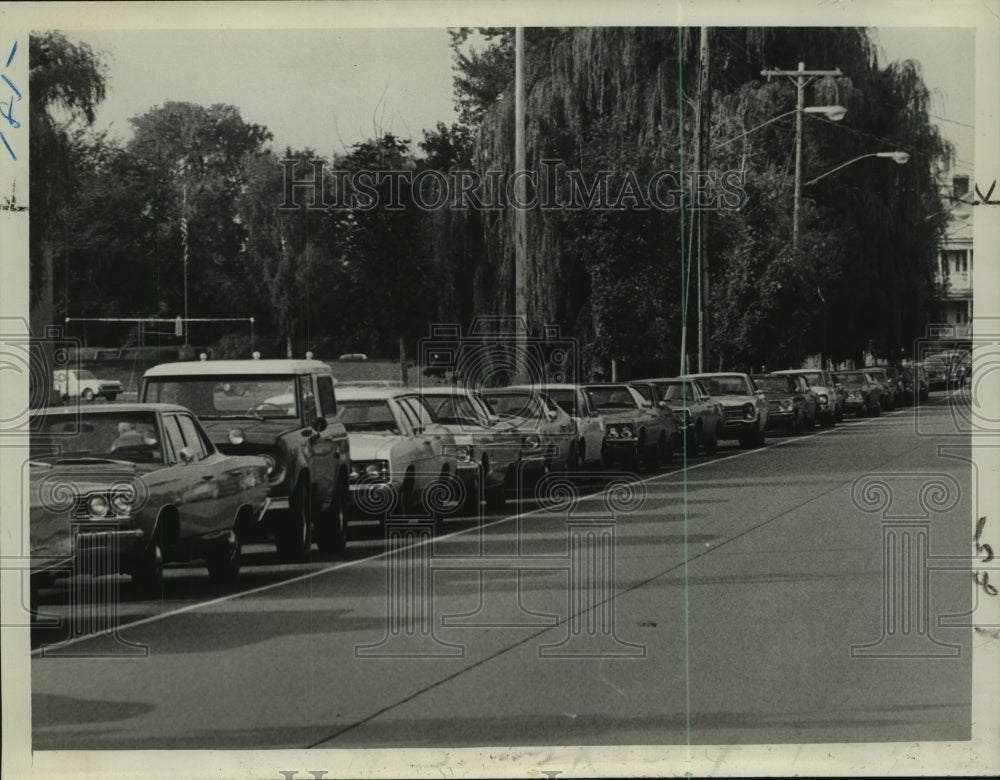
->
left=932, top=175, right=973, bottom=338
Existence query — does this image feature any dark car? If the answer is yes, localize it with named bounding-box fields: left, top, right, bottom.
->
left=752, top=374, right=813, bottom=435
left=30, top=404, right=269, bottom=599
left=640, top=377, right=723, bottom=456
left=683, top=373, right=768, bottom=448
left=141, top=359, right=351, bottom=561
left=866, top=367, right=896, bottom=412
left=834, top=370, right=882, bottom=417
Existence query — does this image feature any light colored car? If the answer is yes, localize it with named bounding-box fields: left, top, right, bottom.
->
left=772, top=369, right=842, bottom=427
left=529, top=383, right=604, bottom=468
left=53, top=368, right=122, bottom=402
left=140, top=359, right=351, bottom=560
left=641, top=377, right=723, bottom=455
left=582, top=383, right=674, bottom=469
left=416, top=387, right=522, bottom=511
left=683, top=372, right=769, bottom=448
left=30, top=404, right=269, bottom=598
left=336, top=386, right=457, bottom=523
left=752, top=374, right=814, bottom=435
left=480, top=387, right=577, bottom=477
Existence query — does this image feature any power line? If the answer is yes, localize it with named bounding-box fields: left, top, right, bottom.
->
left=929, top=114, right=974, bottom=129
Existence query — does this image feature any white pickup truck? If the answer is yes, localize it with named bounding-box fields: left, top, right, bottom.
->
left=53, top=369, right=122, bottom=401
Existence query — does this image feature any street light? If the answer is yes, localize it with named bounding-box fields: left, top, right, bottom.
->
left=803, top=151, right=910, bottom=187
left=716, top=105, right=847, bottom=149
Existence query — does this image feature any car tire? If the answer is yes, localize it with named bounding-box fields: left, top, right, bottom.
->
left=577, top=441, right=587, bottom=470
left=131, top=542, right=164, bottom=598
left=81, top=388, right=94, bottom=402
left=206, top=530, right=242, bottom=584
left=688, top=427, right=700, bottom=457
left=458, top=468, right=482, bottom=517
left=872, top=402, right=881, bottom=417
left=704, top=427, right=718, bottom=456
left=107, top=393, right=118, bottom=402
left=275, top=483, right=312, bottom=563
left=754, top=423, right=766, bottom=447
left=315, top=485, right=348, bottom=554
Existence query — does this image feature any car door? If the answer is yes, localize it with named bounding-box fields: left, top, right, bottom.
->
left=576, top=387, right=604, bottom=462
left=396, top=396, right=448, bottom=489
left=311, top=374, right=344, bottom=511
left=167, top=413, right=228, bottom=538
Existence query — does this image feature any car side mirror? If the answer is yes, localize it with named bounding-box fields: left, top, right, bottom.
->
left=640, top=400, right=653, bottom=409
left=657, top=400, right=668, bottom=409
left=179, top=446, right=195, bottom=464
left=546, top=409, right=558, bottom=422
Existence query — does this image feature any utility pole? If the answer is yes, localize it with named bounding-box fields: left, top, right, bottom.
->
left=181, top=184, right=189, bottom=345
left=696, top=26, right=710, bottom=372
left=514, top=27, right=528, bottom=381
left=760, top=63, right=841, bottom=254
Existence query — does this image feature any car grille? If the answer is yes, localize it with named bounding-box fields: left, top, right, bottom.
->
left=722, top=406, right=745, bottom=421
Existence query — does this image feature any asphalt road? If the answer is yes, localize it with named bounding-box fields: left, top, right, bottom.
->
left=30, top=396, right=973, bottom=750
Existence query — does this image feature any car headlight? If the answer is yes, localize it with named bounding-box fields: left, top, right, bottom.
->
left=743, top=403, right=755, bottom=420
left=818, top=394, right=828, bottom=405
left=351, top=461, right=391, bottom=483
left=673, top=409, right=691, bottom=426
left=455, top=445, right=471, bottom=462
left=848, top=391, right=861, bottom=402
left=228, top=428, right=245, bottom=445
left=522, top=434, right=541, bottom=449
left=621, top=425, right=634, bottom=439
left=110, top=491, right=133, bottom=516
left=607, top=426, right=619, bottom=439
left=779, top=399, right=793, bottom=412
left=87, top=494, right=109, bottom=518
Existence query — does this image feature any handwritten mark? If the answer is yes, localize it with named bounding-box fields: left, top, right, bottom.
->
left=0, top=40, right=21, bottom=161
left=974, top=181, right=999, bottom=206
left=973, top=516, right=997, bottom=597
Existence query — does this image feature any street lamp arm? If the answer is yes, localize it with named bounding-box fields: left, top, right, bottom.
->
left=804, top=151, right=909, bottom=186
left=715, top=110, right=797, bottom=148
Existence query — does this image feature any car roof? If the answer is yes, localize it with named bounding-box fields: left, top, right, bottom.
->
left=481, top=386, right=543, bottom=395
left=30, top=402, right=189, bottom=416
left=507, top=383, right=574, bottom=391
left=335, top=385, right=421, bottom=401
left=772, top=369, right=823, bottom=375
left=683, top=372, right=750, bottom=379
left=143, top=359, right=334, bottom=377
left=413, top=386, right=476, bottom=396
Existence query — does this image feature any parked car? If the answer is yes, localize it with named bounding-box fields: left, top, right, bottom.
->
left=416, top=387, right=522, bottom=511
left=771, top=369, right=842, bottom=426
left=921, top=353, right=953, bottom=392
left=336, top=386, right=458, bottom=523
left=683, top=373, right=768, bottom=448
left=53, top=368, right=122, bottom=402
left=834, top=370, right=882, bottom=417
left=881, top=366, right=906, bottom=407
left=581, top=383, right=674, bottom=469
left=752, top=374, right=813, bottom=435
left=480, top=387, right=576, bottom=478
left=627, top=380, right=681, bottom=456
left=638, top=377, right=722, bottom=456
left=899, top=365, right=928, bottom=405
left=530, top=383, right=605, bottom=469
left=29, top=404, right=269, bottom=598
left=866, top=367, right=895, bottom=412
left=140, top=359, right=351, bottom=560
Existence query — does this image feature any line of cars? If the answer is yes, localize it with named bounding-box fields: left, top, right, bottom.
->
left=27, top=356, right=930, bottom=609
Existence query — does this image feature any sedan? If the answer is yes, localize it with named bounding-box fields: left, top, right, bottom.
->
left=752, top=374, right=813, bottom=435
left=834, top=370, right=882, bottom=417
left=683, top=373, right=769, bottom=448
left=416, top=387, right=522, bottom=511
left=582, top=383, right=674, bottom=469
left=30, top=404, right=269, bottom=598
left=336, top=386, right=457, bottom=522
left=480, top=387, right=576, bottom=478
left=771, top=369, right=842, bottom=427
left=636, top=377, right=722, bottom=456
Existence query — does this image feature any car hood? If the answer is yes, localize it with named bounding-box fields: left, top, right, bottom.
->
left=199, top=417, right=301, bottom=445
left=348, top=433, right=400, bottom=461
left=713, top=395, right=756, bottom=406
left=596, top=410, right=643, bottom=424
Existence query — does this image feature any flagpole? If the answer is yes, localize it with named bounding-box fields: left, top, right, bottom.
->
left=181, top=184, right=189, bottom=346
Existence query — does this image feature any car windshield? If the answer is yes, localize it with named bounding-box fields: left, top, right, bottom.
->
left=585, top=386, right=638, bottom=410
left=793, top=372, right=823, bottom=386
left=77, top=369, right=97, bottom=380
left=423, top=395, right=483, bottom=427
left=753, top=376, right=791, bottom=394
left=31, top=411, right=163, bottom=464
left=144, top=375, right=301, bottom=419
left=544, top=389, right=577, bottom=416
left=482, top=392, right=543, bottom=420
left=838, top=373, right=867, bottom=387
left=700, top=376, right=750, bottom=396
left=658, top=382, right=697, bottom=402
left=338, top=400, right=400, bottom=433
